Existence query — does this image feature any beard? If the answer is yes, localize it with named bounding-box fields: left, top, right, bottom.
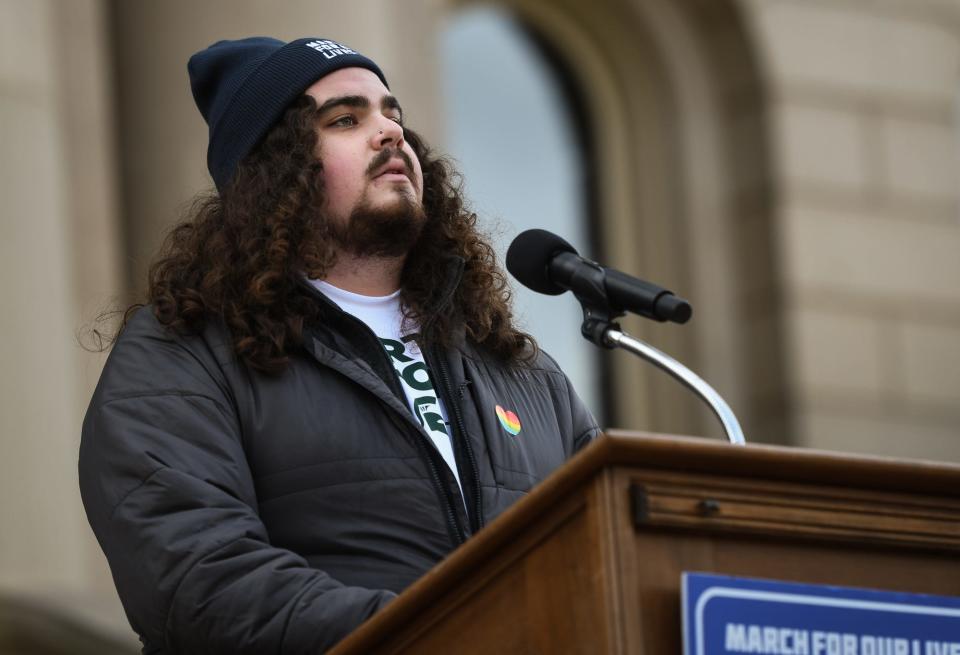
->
left=328, top=190, right=427, bottom=259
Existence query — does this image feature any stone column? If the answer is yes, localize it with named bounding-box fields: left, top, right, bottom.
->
left=0, top=0, right=129, bottom=640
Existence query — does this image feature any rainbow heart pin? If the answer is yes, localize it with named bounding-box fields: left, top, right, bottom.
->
left=495, top=405, right=522, bottom=435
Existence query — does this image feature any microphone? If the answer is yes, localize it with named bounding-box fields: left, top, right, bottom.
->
left=506, top=229, right=692, bottom=324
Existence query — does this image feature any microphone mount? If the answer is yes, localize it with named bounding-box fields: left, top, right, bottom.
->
left=549, top=251, right=692, bottom=327
left=567, top=287, right=745, bottom=444
left=550, top=253, right=622, bottom=348
left=582, top=306, right=745, bottom=445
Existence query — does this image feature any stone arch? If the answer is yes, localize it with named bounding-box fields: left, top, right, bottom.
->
left=447, top=0, right=789, bottom=442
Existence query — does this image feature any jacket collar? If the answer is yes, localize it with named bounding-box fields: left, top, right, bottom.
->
left=294, top=254, right=468, bottom=430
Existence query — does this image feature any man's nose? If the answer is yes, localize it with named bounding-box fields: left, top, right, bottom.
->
left=372, top=116, right=404, bottom=149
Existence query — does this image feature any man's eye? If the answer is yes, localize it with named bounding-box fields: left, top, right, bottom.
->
left=390, top=116, right=403, bottom=125
left=330, top=115, right=357, bottom=127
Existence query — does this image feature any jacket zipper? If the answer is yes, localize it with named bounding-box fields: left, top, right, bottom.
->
left=298, top=273, right=471, bottom=546
left=410, top=425, right=467, bottom=546
left=324, top=309, right=468, bottom=548
left=431, top=345, right=484, bottom=532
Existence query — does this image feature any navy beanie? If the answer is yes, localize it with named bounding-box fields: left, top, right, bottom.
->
left=188, top=37, right=388, bottom=191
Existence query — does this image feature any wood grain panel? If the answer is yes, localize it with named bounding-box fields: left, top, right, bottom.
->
left=627, top=470, right=960, bottom=549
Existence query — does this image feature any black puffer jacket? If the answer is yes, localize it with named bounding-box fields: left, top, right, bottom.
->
left=79, top=266, right=599, bottom=654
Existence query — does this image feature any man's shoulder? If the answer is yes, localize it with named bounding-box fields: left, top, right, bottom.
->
left=97, top=306, right=237, bottom=403
left=459, top=340, right=570, bottom=387
left=118, top=304, right=173, bottom=341
left=120, top=305, right=232, bottom=354
left=459, top=337, right=556, bottom=366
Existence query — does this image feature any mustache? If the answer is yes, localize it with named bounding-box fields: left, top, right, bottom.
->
left=366, top=147, right=415, bottom=178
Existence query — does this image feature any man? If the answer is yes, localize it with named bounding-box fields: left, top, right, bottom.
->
left=79, top=36, right=599, bottom=654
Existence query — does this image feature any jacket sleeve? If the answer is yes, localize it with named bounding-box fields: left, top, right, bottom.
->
left=79, top=316, right=394, bottom=654
left=537, top=349, right=602, bottom=454
left=566, top=373, right=602, bottom=453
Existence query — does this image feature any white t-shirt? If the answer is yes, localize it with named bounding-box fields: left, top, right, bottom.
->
left=309, top=279, right=464, bottom=497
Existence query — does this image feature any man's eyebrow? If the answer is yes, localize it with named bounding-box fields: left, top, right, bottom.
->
left=314, top=95, right=369, bottom=115
left=382, top=95, right=402, bottom=116
left=313, top=94, right=403, bottom=118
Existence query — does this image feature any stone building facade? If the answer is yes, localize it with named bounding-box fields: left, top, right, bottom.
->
left=1, top=0, right=957, bottom=648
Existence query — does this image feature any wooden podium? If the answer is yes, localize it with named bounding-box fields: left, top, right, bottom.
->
left=330, top=432, right=960, bottom=654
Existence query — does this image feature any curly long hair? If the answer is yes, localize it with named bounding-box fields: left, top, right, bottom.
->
left=144, top=95, right=534, bottom=374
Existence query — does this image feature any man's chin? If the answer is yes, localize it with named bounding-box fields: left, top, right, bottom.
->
left=332, top=196, right=427, bottom=258
left=367, top=194, right=422, bottom=216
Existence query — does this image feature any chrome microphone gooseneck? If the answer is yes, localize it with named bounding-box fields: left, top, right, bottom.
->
left=602, top=327, right=745, bottom=445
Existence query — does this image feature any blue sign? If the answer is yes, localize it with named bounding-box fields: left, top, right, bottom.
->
left=682, top=572, right=960, bottom=655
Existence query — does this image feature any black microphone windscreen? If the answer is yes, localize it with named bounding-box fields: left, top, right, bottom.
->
left=505, top=229, right=578, bottom=296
